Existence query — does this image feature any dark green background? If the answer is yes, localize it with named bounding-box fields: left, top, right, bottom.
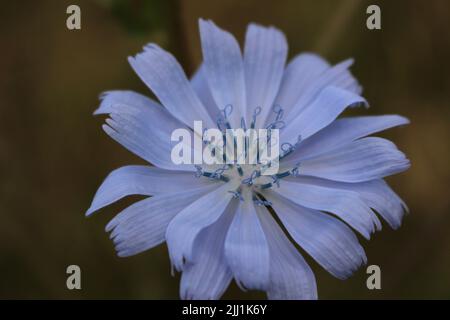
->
left=0, top=0, right=449, bottom=299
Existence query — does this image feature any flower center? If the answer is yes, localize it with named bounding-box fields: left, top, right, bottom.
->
left=194, top=105, right=302, bottom=206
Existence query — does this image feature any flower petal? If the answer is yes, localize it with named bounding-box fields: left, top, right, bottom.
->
left=257, top=205, right=317, bottom=299
left=128, top=44, right=215, bottom=128
left=281, top=86, right=367, bottom=144
left=190, top=64, right=220, bottom=120
left=273, top=180, right=377, bottom=239
left=98, top=91, right=195, bottom=171
left=199, top=19, right=245, bottom=127
left=166, top=182, right=236, bottom=271
left=105, top=185, right=217, bottom=257
left=94, top=90, right=162, bottom=115
left=288, top=176, right=408, bottom=229
left=286, top=59, right=362, bottom=121
left=263, top=190, right=367, bottom=280
left=86, top=166, right=216, bottom=216
left=103, top=118, right=193, bottom=172
left=224, top=192, right=270, bottom=291
left=244, top=23, right=288, bottom=124
left=282, top=115, right=410, bottom=167
left=269, top=53, right=330, bottom=123
left=298, top=137, right=410, bottom=182
left=179, top=201, right=236, bottom=300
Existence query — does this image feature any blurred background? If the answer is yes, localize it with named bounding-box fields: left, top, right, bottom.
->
left=0, top=0, right=449, bottom=299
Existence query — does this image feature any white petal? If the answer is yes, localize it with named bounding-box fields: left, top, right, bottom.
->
left=263, top=191, right=366, bottom=280
left=166, top=183, right=236, bottom=271
left=199, top=19, right=245, bottom=127
left=298, top=137, right=410, bottom=182
left=274, top=180, right=377, bottom=239
left=224, top=193, right=270, bottom=291
left=180, top=201, right=236, bottom=300
left=257, top=205, right=317, bottom=299
left=86, top=166, right=216, bottom=216
left=128, top=44, right=215, bottom=128
left=244, top=24, right=287, bottom=124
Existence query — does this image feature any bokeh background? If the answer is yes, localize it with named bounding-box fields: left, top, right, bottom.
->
left=0, top=0, right=449, bottom=299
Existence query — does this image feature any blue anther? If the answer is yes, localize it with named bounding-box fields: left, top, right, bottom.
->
left=258, top=183, right=273, bottom=189
left=271, top=175, right=281, bottom=188
left=242, top=170, right=261, bottom=185
left=291, top=163, right=301, bottom=177
left=194, top=165, right=203, bottom=178
left=251, top=106, right=262, bottom=128
left=275, top=171, right=291, bottom=179
left=216, top=104, right=233, bottom=131
left=222, top=104, right=233, bottom=118
left=228, top=190, right=244, bottom=201
left=253, top=195, right=272, bottom=206
left=272, top=104, right=284, bottom=121
left=266, top=120, right=285, bottom=130
left=240, top=117, right=247, bottom=130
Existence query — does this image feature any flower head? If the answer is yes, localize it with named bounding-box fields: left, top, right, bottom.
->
left=87, top=19, right=410, bottom=299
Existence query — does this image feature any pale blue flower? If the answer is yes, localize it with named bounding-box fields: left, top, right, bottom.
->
left=86, top=19, right=410, bottom=299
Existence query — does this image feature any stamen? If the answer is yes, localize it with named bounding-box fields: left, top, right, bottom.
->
left=280, top=142, right=294, bottom=156
left=253, top=194, right=272, bottom=206
left=258, top=182, right=273, bottom=190
left=242, top=170, right=261, bottom=186
left=275, top=171, right=291, bottom=179
left=202, top=127, right=209, bottom=145
left=271, top=175, right=281, bottom=188
left=291, top=163, right=301, bottom=177
left=194, top=165, right=203, bottom=178
left=265, top=120, right=285, bottom=130
left=228, top=189, right=244, bottom=201
left=280, top=134, right=302, bottom=159
left=251, top=106, right=262, bottom=129
left=240, top=117, right=247, bottom=130
left=236, top=165, right=244, bottom=176
left=210, top=164, right=229, bottom=179
left=264, top=121, right=285, bottom=151
left=201, top=171, right=230, bottom=182
left=272, top=104, right=284, bottom=121
left=222, top=104, right=233, bottom=118
left=259, top=162, right=301, bottom=187
left=195, top=164, right=230, bottom=182
left=263, top=104, right=287, bottom=133
left=216, top=104, right=233, bottom=131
